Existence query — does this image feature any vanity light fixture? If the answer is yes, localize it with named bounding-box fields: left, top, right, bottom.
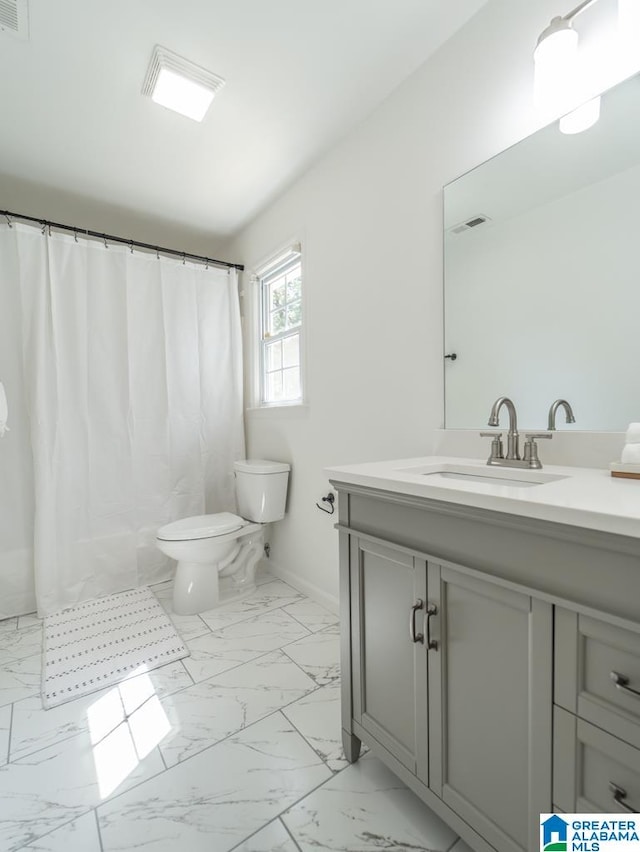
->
left=533, top=13, right=580, bottom=113
left=535, top=0, right=640, bottom=133
left=142, top=46, right=225, bottom=122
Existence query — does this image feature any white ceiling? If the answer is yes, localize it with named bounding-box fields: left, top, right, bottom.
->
left=0, top=0, right=488, bottom=241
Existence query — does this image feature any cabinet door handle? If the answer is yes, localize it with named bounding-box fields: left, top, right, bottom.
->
left=409, top=599, right=424, bottom=644
left=426, top=602, right=438, bottom=651
left=610, top=782, right=637, bottom=813
left=611, top=671, right=640, bottom=699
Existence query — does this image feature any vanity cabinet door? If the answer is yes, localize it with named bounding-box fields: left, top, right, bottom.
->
left=427, top=563, right=553, bottom=852
left=350, top=536, right=428, bottom=781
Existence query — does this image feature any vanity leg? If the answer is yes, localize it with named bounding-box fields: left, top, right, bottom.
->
left=342, top=729, right=362, bottom=763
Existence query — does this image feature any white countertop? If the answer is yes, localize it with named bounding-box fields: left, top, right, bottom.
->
left=325, top=456, right=640, bottom=540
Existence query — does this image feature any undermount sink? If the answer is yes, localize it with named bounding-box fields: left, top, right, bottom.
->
left=400, top=462, right=569, bottom=489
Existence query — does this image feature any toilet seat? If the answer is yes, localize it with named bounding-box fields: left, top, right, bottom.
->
left=157, top=512, right=245, bottom=542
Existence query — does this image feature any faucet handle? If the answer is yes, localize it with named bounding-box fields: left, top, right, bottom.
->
left=523, top=432, right=552, bottom=469
left=480, top=431, right=504, bottom=462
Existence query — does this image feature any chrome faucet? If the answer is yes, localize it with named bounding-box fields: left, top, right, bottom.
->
left=548, top=399, right=576, bottom=431
left=488, top=396, right=520, bottom=461
left=481, top=396, right=553, bottom=469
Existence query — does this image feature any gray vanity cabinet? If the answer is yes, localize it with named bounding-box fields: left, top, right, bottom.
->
left=349, top=536, right=429, bottom=780
left=428, top=564, right=552, bottom=852
left=344, top=528, right=552, bottom=852
left=333, top=479, right=640, bottom=852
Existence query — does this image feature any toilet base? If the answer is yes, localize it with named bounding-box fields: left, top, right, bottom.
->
left=172, top=566, right=257, bottom=615
left=171, top=532, right=264, bottom=616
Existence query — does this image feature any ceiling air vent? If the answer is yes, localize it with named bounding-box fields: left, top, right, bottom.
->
left=0, top=0, right=28, bottom=40
left=449, top=214, right=491, bottom=235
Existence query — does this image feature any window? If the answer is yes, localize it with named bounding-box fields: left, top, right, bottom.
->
left=257, top=247, right=303, bottom=406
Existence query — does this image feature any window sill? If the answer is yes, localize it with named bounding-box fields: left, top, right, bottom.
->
left=245, top=403, right=310, bottom=420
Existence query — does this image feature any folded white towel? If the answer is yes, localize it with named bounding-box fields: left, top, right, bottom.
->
left=0, top=382, right=8, bottom=438
left=625, top=422, right=640, bottom=444
left=621, top=443, right=640, bottom=464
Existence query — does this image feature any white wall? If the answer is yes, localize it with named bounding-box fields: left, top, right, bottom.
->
left=223, top=0, right=604, bottom=609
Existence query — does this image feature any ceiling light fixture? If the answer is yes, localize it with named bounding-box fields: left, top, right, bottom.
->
left=142, top=46, right=225, bottom=122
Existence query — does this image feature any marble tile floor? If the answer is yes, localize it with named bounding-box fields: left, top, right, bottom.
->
left=0, top=567, right=470, bottom=852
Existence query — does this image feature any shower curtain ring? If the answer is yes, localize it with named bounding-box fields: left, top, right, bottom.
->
left=156, top=247, right=160, bottom=260
left=41, top=221, right=47, bottom=236
left=182, top=253, right=186, bottom=265
left=103, top=234, right=108, bottom=249
left=4, top=214, right=12, bottom=228
left=73, top=229, right=78, bottom=243
left=129, top=240, right=134, bottom=254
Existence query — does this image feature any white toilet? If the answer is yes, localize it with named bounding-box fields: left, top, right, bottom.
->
left=156, top=459, right=290, bottom=615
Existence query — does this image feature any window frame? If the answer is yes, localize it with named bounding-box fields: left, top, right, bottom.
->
left=253, top=245, right=305, bottom=409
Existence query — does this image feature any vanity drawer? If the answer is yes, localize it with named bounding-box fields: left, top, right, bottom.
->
left=555, top=609, right=640, bottom=749
left=554, top=707, right=640, bottom=813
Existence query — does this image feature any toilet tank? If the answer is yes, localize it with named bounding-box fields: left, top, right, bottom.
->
left=234, top=459, right=290, bottom=522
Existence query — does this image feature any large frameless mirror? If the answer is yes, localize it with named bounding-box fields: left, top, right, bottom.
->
left=443, top=72, right=640, bottom=431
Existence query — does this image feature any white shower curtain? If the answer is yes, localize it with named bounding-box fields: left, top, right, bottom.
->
left=8, top=223, right=244, bottom=616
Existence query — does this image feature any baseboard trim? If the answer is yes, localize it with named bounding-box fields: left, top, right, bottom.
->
left=260, top=558, right=339, bottom=615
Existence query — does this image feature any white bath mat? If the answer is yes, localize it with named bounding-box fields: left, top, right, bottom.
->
left=42, top=586, right=188, bottom=709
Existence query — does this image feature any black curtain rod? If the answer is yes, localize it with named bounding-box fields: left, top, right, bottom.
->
left=0, top=209, right=244, bottom=271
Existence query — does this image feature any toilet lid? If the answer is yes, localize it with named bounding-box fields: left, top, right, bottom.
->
left=157, top=512, right=245, bottom=542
